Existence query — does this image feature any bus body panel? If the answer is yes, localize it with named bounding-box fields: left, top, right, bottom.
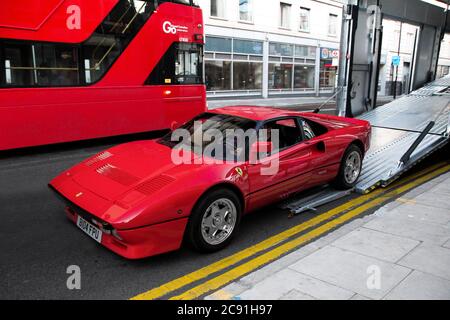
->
left=0, top=1, right=206, bottom=151
left=0, top=85, right=205, bottom=150
left=0, top=0, right=118, bottom=43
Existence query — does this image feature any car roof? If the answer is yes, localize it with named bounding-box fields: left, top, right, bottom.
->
left=209, top=106, right=300, bottom=122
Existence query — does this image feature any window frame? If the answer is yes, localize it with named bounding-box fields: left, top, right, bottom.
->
left=328, top=13, right=339, bottom=37
left=210, top=0, right=226, bottom=19
left=239, top=0, right=253, bottom=23
left=280, top=2, right=292, bottom=29
left=299, top=7, right=310, bottom=32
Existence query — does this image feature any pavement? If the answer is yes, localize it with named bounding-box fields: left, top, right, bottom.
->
left=207, top=95, right=394, bottom=112
left=206, top=171, right=450, bottom=300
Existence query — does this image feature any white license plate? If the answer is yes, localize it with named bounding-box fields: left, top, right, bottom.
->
left=77, top=216, right=102, bottom=243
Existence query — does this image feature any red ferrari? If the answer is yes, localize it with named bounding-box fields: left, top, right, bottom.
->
left=50, top=107, right=371, bottom=259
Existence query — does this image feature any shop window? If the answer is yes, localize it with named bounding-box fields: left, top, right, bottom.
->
left=205, top=37, right=232, bottom=53
left=294, top=65, right=315, bottom=89
left=206, top=60, right=231, bottom=91
left=233, top=39, right=263, bottom=55
left=269, top=63, right=293, bottom=90
left=233, top=62, right=262, bottom=90
left=270, top=43, right=294, bottom=57
left=295, top=45, right=316, bottom=59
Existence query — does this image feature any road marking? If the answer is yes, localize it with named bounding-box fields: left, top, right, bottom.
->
left=130, top=162, right=447, bottom=300
left=170, top=164, right=450, bottom=300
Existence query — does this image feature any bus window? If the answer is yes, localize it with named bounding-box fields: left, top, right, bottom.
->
left=1, top=42, right=80, bottom=87
left=146, top=43, right=203, bottom=85
left=33, top=43, right=80, bottom=86
left=83, top=0, right=152, bottom=83
left=2, top=43, right=34, bottom=87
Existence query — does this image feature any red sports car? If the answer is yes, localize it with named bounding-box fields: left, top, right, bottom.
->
left=50, top=107, right=371, bottom=259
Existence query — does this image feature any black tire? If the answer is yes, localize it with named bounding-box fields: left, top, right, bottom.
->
left=185, top=188, right=242, bottom=253
left=333, top=144, right=363, bottom=190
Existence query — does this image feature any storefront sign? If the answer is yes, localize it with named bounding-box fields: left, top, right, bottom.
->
left=321, top=48, right=339, bottom=59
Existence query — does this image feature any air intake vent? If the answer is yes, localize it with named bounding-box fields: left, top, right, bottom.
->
left=96, top=164, right=140, bottom=186
left=86, top=151, right=113, bottom=167
left=135, top=175, right=176, bottom=195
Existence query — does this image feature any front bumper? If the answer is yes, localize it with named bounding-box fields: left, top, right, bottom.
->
left=50, top=186, right=188, bottom=260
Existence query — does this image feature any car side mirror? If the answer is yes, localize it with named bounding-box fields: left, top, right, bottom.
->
left=250, top=141, right=273, bottom=162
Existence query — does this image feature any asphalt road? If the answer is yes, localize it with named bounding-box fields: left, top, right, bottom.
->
left=0, top=104, right=447, bottom=300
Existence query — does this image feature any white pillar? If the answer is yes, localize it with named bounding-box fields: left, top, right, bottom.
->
left=262, top=39, right=269, bottom=99
left=315, top=45, right=321, bottom=97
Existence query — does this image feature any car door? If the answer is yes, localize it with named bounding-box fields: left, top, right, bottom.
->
left=247, top=117, right=316, bottom=212
left=300, top=118, right=338, bottom=186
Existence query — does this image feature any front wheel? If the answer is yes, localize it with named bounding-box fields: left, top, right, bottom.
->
left=334, top=144, right=363, bottom=189
left=186, top=189, right=242, bottom=253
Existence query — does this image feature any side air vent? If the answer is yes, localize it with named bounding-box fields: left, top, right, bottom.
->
left=135, top=175, right=176, bottom=195
left=85, top=151, right=113, bottom=167
left=96, top=164, right=140, bottom=186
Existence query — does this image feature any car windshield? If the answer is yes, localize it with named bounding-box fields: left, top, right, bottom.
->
left=158, top=113, right=257, bottom=161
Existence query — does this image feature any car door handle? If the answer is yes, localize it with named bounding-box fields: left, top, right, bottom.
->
left=305, top=140, right=326, bottom=152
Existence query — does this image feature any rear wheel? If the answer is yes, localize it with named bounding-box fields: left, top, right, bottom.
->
left=334, top=144, right=363, bottom=189
left=186, top=189, right=242, bottom=253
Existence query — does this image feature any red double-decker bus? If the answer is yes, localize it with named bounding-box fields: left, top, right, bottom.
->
left=0, top=0, right=206, bottom=151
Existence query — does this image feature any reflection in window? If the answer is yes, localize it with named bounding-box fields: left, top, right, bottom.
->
left=239, top=0, right=253, bottom=22
left=269, top=64, right=293, bottom=90
left=206, top=60, right=231, bottom=91
left=233, top=62, right=262, bottom=90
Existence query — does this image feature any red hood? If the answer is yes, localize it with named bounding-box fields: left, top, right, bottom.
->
left=72, top=140, right=196, bottom=201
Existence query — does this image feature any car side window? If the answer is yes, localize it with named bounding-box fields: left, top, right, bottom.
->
left=261, top=118, right=303, bottom=150
left=301, top=119, right=316, bottom=140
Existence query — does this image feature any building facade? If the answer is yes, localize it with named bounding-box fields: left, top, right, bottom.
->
left=197, top=0, right=343, bottom=98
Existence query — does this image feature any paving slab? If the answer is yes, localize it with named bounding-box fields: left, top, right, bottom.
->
left=332, top=228, right=420, bottom=263
left=398, top=244, right=450, bottom=281
left=237, top=268, right=354, bottom=300
left=379, top=202, right=450, bottom=225
left=410, top=193, right=450, bottom=210
left=364, top=215, right=450, bottom=245
left=289, top=246, right=411, bottom=300
left=384, top=271, right=450, bottom=300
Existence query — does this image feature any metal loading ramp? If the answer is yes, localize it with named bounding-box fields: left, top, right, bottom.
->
left=282, top=78, right=450, bottom=216
left=355, top=81, right=450, bottom=194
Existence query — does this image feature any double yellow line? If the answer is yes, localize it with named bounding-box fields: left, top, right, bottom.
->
left=131, top=162, right=450, bottom=300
